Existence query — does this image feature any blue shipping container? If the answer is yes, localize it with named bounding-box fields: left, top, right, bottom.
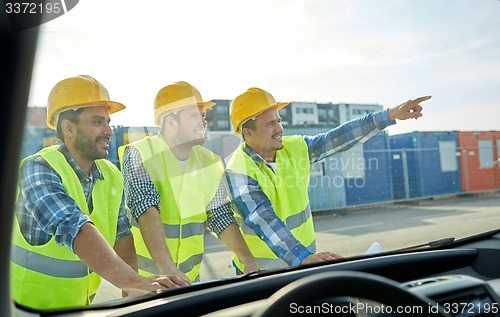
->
left=389, top=131, right=462, bottom=199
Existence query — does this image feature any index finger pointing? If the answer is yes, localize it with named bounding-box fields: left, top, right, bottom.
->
left=413, top=95, right=432, bottom=104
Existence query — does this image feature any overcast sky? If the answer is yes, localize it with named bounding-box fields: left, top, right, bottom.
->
left=27, top=0, right=500, bottom=135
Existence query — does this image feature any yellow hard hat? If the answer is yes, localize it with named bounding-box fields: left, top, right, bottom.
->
left=46, top=75, right=125, bottom=129
left=230, top=87, right=288, bottom=135
left=154, top=81, right=216, bottom=127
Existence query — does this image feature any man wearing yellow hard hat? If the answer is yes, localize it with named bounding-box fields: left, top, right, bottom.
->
left=119, top=81, right=257, bottom=283
left=11, top=75, right=189, bottom=311
left=225, top=87, right=431, bottom=272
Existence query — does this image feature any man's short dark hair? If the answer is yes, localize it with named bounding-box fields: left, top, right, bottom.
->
left=55, top=108, right=86, bottom=142
left=241, top=118, right=256, bottom=141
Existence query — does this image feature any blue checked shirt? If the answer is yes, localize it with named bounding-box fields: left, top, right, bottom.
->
left=15, top=144, right=131, bottom=253
left=122, top=146, right=236, bottom=237
left=226, top=109, right=394, bottom=267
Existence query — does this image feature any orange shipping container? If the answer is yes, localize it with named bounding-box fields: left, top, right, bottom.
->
left=457, top=131, right=500, bottom=192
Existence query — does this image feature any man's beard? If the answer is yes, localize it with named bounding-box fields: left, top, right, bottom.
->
left=74, top=128, right=109, bottom=161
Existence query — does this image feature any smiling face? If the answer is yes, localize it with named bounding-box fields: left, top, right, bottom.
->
left=243, top=107, right=284, bottom=162
left=172, top=105, right=207, bottom=147
left=63, top=106, right=113, bottom=170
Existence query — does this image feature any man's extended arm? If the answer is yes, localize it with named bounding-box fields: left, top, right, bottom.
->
left=306, top=96, right=430, bottom=163
left=306, top=109, right=394, bottom=163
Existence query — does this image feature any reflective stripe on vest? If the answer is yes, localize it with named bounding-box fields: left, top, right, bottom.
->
left=131, top=218, right=205, bottom=240
left=227, top=136, right=316, bottom=271
left=11, top=146, right=122, bottom=310
left=119, top=136, right=223, bottom=282
left=11, top=244, right=91, bottom=278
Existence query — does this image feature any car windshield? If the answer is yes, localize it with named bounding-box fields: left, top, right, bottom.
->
left=12, top=0, right=500, bottom=311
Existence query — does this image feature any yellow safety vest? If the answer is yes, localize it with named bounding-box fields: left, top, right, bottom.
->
left=11, top=145, right=122, bottom=310
left=118, top=135, right=224, bottom=281
left=226, top=135, right=316, bottom=271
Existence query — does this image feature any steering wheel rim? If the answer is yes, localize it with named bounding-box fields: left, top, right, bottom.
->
left=252, top=271, right=451, bottom=317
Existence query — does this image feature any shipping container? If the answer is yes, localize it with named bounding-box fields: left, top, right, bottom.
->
left=389, top=131, right=462, bottom=199
left=344, top=132, right=393, bottom=206
left=457, top=131, right=500, bottom=192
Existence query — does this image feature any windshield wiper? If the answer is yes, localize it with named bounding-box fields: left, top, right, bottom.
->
left=394, top=237, right=455, bottom=252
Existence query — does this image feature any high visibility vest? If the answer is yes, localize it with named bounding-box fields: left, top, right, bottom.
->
left=11, top=145, right=122, bottom=310
left=118, top=135, right=224, bottom=281
left=226, top=135, right=316, bottom=271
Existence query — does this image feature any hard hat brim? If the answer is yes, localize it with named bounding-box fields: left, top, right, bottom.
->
left=200, top=101, right=217, bottom=111
left=276, top=102, right=289, bottom=111
left=46, top=100, right=126, bottom=130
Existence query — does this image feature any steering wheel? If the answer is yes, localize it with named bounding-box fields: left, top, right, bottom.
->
left=252, top=271, right=450, bottom=317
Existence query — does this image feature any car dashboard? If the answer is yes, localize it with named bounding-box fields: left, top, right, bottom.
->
left=29, top=230, right=500, bottom=317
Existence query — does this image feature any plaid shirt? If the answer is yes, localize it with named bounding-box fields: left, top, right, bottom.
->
left=122, top=146, right=236, bottom=237
left=15, top=144, right=131, bottom=253
left=226, top=109, right=393, bottom=267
